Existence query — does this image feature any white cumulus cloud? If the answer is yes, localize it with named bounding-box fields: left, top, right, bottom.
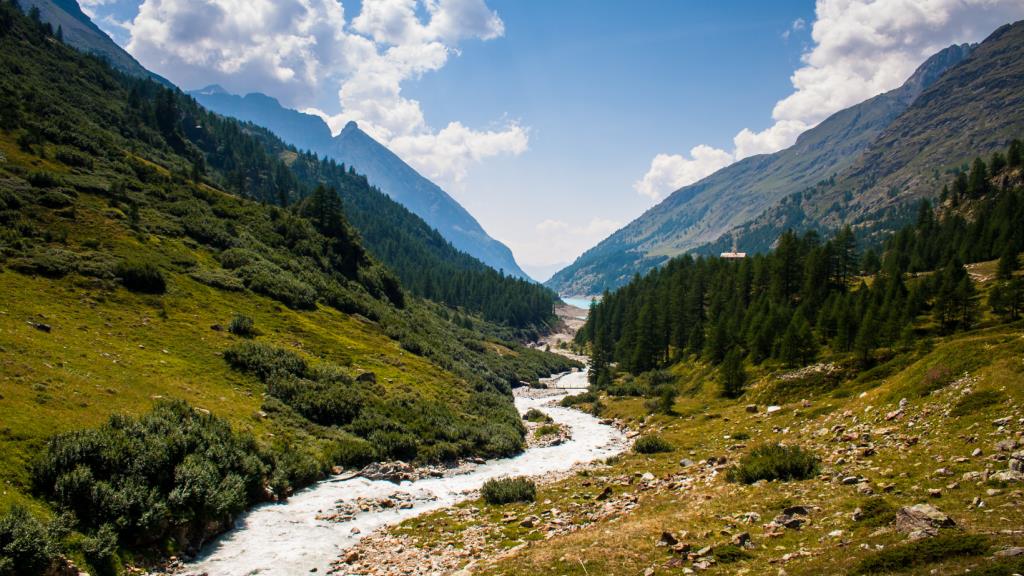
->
left=637, top=0, right=1024, bottom=203
left=633, top=146, right=734, bottom=201
left=127, top=0, right=524, bottom=190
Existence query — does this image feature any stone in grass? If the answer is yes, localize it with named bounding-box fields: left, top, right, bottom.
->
left=658, top=531, right=678, bottom=546
left=894, top=504, right=954, bottom=539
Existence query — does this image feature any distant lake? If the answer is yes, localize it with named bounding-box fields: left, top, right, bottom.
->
left=562, top=297, right=597, bottom=309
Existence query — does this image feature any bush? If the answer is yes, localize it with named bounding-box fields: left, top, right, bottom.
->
left=27, top=171, right=60, bottom=188
left=190, top=268, right=245, bottom=291
left=32, top=401, right=266, bottom=549
left=240, top=262, right=317, bottom=309
left=727, top=444, right=819, bottom=484
left=481, top=477, right=536, bottom=505
left=951, top=389, right=1006, bottom=417
left=856, top=497, right=897, bottom=528
left=116, top=260, right=166, bottom=293
left=0, top=505, right=55, bottom=576
left=228, top=314, right=256, bottom=337
left=634, top=435, right=673, bottom=454
left=851, top=533, right=989, bottom=574
left=10, top=247, right=78, bottom=278
left=712, top=544, right=752, bottom=563
left=223, top=342, right=308, bottom=381
left=560, top=391, right=597, bottom=407
left=523, top=408, right=552, bottom=423
left=535, top=424, right=561, bottom=437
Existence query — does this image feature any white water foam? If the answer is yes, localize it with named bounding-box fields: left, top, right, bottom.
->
left=185, top=385, right=625, bottom=575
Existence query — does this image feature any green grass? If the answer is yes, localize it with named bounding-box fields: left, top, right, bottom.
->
left=951, top=389, right=1006, bottom=417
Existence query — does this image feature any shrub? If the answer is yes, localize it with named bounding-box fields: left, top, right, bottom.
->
left=55, top=147, right=93, bottom=169
left=951, top=389, right=1006, bottom=417
left=523, top=408, right=552, bottom=423
left=223, top=342, right=308, bottom=381
left=481, top=477, right=536, bottom=505
left=116, top=260, right=166, bottom=293
left=851, top=533, right=989, bottom=575
left=228, top=314, right=256, bottom=337
left=727, top=444, right=819, bottom=484
left=712, top=544, right=752, bottom=563
left=560, top=391, right=597, bottom=407
left=27, top=171, right=60, bottom=188
left=0, top=505, right=55, bottom=575
left=10, top=247, right=78, bottom=278
left=644, top=385, right=677, bottom=415
left=32, top=401, right=266, bottom=549
left=241, top=262, right=317, bottom=309
left=732, top=431, right=751, bottom=441
left=535, top=424, right=561, bottom=437
left=190, top=268, right=245, bottom=291
left=634, top=435, right=673, bottom=454
left=856, top=497, right=896, bottom=528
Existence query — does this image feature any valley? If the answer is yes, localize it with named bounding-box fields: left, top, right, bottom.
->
left=2, top=2, right=1024, bottom=576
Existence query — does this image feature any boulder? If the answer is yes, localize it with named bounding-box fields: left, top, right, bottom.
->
left=894, top=504, right=954, bottom=538
left=658, top=531, right=678, bottom=546
left=356, top=371, right=377, bottom=384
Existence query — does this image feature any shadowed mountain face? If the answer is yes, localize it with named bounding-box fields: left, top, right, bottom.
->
left=545, top=42, right=975, bottom=297
left=19, top=0, right=170, bottom=85
left=190, top=88, right=532, bottom=280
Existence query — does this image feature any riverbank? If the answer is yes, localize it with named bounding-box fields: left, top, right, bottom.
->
left=175, top=384, right=625, bottom=576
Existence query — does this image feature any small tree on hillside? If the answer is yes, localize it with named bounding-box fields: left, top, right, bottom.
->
left=721, top=348, right=748, bottom=399
left=997, top=248, right=1018, bottom=281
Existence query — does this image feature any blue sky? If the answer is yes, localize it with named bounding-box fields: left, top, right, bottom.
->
left=83, top=0, right=1024, bottom=280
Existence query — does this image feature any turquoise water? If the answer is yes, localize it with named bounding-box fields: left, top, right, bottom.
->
left=562, top=297, right=597, bottom=309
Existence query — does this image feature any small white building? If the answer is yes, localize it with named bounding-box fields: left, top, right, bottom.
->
left=720, top=252, right=747, bottom=259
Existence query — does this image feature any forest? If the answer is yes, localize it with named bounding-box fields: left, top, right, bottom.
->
left=579, top=140, right=1024, bottom=391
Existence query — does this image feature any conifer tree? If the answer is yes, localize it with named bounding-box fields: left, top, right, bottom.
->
left=721, top=347, right=747, bottom=399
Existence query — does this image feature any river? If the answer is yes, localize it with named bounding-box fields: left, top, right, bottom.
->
left=184, top=370, right=624, bottom=575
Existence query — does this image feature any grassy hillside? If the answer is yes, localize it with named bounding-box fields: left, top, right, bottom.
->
left=0, top=3, right=577, bottom=573
left=370, top=301, right=1023, bottom=576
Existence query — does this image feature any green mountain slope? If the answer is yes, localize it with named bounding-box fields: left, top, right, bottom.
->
left=0, top=4, right=576, bottom=572
left=190, top=87, right=533, bottom=280
left=546, top=42, right=974, bottom=296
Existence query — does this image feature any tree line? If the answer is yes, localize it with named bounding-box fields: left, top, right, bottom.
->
left=579, top=140, right=1024, bottom=390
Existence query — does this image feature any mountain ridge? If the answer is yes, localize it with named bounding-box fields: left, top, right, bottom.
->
left=190, top=87, right=532, bottom=280
left=545, top=41, right=976, bottom=296
left=19, top=0, right=170, bottom=85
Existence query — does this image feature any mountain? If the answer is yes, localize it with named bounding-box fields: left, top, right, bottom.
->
left=18, top=0, right=170, bottom=85
left=190, top=87, right=532, bottom=280
left=546, top=42, right=975, bottom=296
left=703, top=20, right=1024, bottom=256
left=190, top=88, right=555, bottom=328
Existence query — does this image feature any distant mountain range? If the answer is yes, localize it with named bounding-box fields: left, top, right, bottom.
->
left=553, top=21, right=1024, bottom=297
left=19, top=0, right=170, bottom=85
left=190, top=86, right=531, bottom=280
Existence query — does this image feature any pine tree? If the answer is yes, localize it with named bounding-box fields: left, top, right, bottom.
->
left=1008, top=139, right=1023, bottom=168
left=721, top=347, right=747, bottom=399
left=854, top=307, right=879, bottom=364
left=997, top=248, right=1018, bottom=281
left=967, top=157, right=989, bottom=198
